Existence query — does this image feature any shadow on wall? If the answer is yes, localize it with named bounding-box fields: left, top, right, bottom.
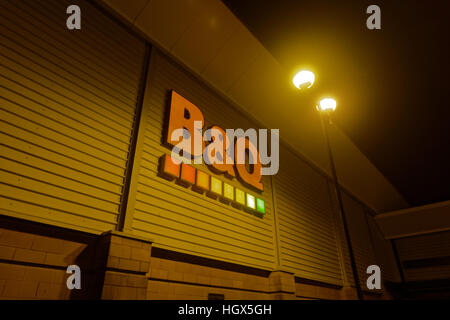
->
left=0, top=215, right=106, bottom=300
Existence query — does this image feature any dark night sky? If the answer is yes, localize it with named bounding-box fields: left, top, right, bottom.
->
left=224, top=0, right=450, bottom=207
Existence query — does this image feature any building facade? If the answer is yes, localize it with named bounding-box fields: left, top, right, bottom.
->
left=0, top=0, right=403, bottom=299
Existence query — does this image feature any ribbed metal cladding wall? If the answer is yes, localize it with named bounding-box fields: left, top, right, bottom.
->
left=328, top=181, right=355, bottom=286
left=129, top=49, right=276, bottom=270
left=0, top=0, right=146, bottom=232
left=396, top=231, right=450, bottom=281
left=342, top=192, right=378, bottom=290
left=273, top=146, right=344, bottom=286
left=365, top=215, right=401, bottom=283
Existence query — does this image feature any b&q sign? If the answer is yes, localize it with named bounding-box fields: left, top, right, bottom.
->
left=158, top=90, right=279, bottom=214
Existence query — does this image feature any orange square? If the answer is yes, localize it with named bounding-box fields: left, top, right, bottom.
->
left=196, top=170, right=210, bottom=191
left=161, top=154, right=180, bottom=179
left=180, top=163, right=196, bottom=185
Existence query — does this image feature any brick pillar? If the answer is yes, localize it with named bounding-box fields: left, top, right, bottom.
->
left=269, top=270, right=296, bottom=300
left=98, top=231, right=152, bottom=300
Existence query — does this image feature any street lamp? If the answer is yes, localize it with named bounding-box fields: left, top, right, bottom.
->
left=293, top=70, right=315, bottom=89
left=292, top=72, right=363, bottom=299
left=317, top=97, right=363, bottom=300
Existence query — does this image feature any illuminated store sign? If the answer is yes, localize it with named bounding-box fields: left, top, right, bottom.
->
left=163, top=90, right=279, bottom=192
left=157, top=90, right=272, bottom=215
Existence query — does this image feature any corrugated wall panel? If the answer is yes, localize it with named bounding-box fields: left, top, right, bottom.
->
left=366, top=215, right=401, bottom=282
left=130, top=50, right=276, bottom=270
left=328, top=180, right=355, bottom=286
left=274, top=146, right=344, bottom=285
left=396, top=231, right=450, bottom=281
left=0, top=0, right=146, bottom=232
left=342, top=192, right=377, bottom=290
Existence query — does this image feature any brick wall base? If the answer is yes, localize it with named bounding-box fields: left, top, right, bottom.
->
left=0, top=216, right=391, bottom=300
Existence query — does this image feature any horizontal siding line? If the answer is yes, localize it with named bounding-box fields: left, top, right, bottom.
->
left=38, top=0, right=144, bottom=66
left=0, top=142, right=123, bottom=193
left=0, top=132, right=125, bottom=186
left=277, top=168, right=326, bottom=189
left=135, top=180, right=273, bottom=231
left=281, top=264, right=343, bottom=285
left=0, top=61, right=132, bottom=139
left=0, top=160, right=121, bottom=204
left=14, top=0, right=144, bottom=88
left=276, top=200, right=334, bottom=232
left=0, top=177, right=119, bottom=219
left=281, top=258, right=342, bottom=279
left=275, top=176, right=330, bottom=203
left=1, top=2, right=139, bottom=95
left=0, top=82, right=131, bottom=153
left=0, top=191, right=118, bottom=225
left=0, top=110, right=127, bottom=170
left=278, top=213, right=337, bottom=244
left=149, top=241, right=274, bottom=271
left=133, top=209, right=274, bottom=255
left=0, top=23, right=139, bottom=111
left=279, top=235, right=340, bottom=262
left=0, top=42, right=135, bottom=123
left=0, top=154, right=122, bottom=201
left=2, top=62, right=131, bottom=139
left=278, top=209, right=335, bottom=241
left=145, top=122, right=164, bottom=137
left=280, top=244, right=341, bottom=270
left=277, top=203, right=334, bottom=233
left=281, top=255, right=342, bottom=279
left=11, top=0, right=143, bottom=60
left=275, top=181, right=331, bottom=214
left=142, top=134, right=164, bottom=150
left=132, top=220, right=275, bottom=265
left=279, top=240, right=341, bottom=266
left=0, top=3, right=140, bottom=98
left=278, top=225, right=340, bottom=256
left=275, top=182, right=333, bottom=217
left=0, top=206, right=115, bottom=233
left=147, top=111, right=163, bottom=126
left=133, top=200, right=273, bottom=245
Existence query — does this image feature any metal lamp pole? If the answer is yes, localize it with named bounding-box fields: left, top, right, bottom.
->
left=319, top=110, right=364, bottom=300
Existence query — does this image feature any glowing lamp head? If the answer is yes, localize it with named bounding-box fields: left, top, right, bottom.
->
left=318, top=98, right=337, bottom=112
left=293, top=70, right=315, bottom=89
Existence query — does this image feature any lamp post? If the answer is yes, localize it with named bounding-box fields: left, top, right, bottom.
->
left=317, top=98, right=363, bottom=300
left=293, top=70, right=315, bottom=90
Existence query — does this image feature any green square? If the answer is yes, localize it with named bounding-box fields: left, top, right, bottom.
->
left=256, top=198, right=265, bottom=214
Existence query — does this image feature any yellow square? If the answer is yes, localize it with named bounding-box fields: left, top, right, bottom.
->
left=235, top=188, right=245, bottom=205
left=223, top=183, right=234, bottom=201
left=246, top=193, right=256, bottom=210
left=196, top=170, right=210, bottom=191
left=210, top=176, right=222, bottom=195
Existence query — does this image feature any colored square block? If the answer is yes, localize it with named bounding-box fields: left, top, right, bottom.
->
left=161, top=154, right=180, bottom=179
left=223, top=183, right=234, bottom=201
left=246, top=193, right=256, bottom=210
left=196, top=170, right=210, bottom=191
left=180, top=163, right=196, bottom=185
left=210, top=176, right=222, bottom=195
left=235, top=188, right=245, bottom=206
left=256, top=198, right=265, bottom=214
